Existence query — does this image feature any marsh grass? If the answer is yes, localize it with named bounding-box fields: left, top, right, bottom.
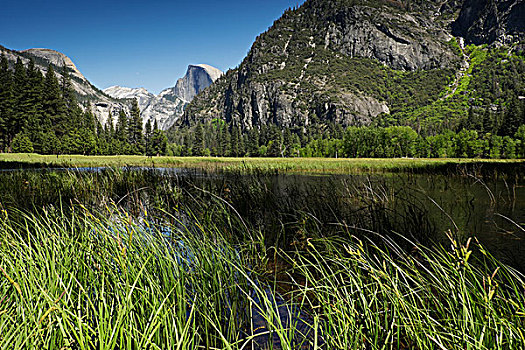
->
left=1, top=205, right=524, bottom=349
left=0, top=168, right=524, bottom=349
left=1, top=154, right=524, bottom=176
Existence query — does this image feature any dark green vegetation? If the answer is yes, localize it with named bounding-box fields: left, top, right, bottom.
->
left=0, top=54, right=168, bottom=156
left=1, top=168, right=525, bottom=349
left=170, top=123, right=525, bottom=158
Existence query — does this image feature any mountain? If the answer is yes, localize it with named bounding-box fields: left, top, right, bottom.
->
left=159, top=64, right=224, bottom=103
left=103, top=86, right=185, bottom=130
left=182, top=0, right=525, bottom=133
left=104, top=64, right=223, bottom=130
left=0, top=46, right=128, bottom=127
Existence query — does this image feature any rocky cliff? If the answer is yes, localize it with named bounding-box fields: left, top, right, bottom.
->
left=182, top=0, right=524, bottom=131
left=103, top=86, right=185, bottom=130
left=452, top=0, right=525, bottom=45
left=103, top=64, right=222, bottom=130
left=160, top=64, right=223, bottom=103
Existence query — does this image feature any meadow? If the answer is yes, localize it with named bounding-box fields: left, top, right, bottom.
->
left=1, top=153, right=525, bottom=174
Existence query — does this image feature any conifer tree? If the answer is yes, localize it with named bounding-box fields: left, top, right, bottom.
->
left=116, top=109, right=128, bottom=143
left=0, top=54, right=13, bottom=150
left=144, top=119, right=153, bottom=156
left=128, top=99, right=143, bottom=154
left=43, top=65, right=67, bottom=139
left=11, top=58, right=28, bottom=145
left=25, top=59, right=45, bottom=152
left=193, top=124, right=205, bottom=156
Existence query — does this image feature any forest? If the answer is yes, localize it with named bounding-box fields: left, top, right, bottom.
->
left=0, top=54, right=168, bottom=156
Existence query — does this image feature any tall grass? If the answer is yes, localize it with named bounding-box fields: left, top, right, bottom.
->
left=1, top=205, right=524, bottom=349
left=0, top=206, right=313, bottom=349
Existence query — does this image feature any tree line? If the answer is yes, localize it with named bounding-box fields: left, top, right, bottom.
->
left=2, top=53, right=524, bottom=159
left=0, top=54, right=168, bottom=156
left=169, top=122, right=525, bottom=159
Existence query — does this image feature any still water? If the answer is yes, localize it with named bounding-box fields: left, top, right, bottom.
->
left=0, top=167, right=523, bottom=270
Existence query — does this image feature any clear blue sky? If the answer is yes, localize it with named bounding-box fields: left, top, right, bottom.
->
left=2, top=0, right=306, bottom=94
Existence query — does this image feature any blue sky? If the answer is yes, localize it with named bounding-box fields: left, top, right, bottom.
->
left=1, top=0, right=306, bottom=94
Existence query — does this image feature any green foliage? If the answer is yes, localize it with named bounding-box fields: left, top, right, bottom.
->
left=11, top=133, right=34, bottom=153
left=0, top=59, right=171, bottom=156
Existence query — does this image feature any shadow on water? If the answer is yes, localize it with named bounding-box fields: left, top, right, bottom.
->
left=0, top=166, right=523, bottom=270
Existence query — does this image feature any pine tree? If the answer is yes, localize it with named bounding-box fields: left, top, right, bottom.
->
left=246, top=127, right=260, bottom=156
left=500, top=96, right=521, bottom=136
left=116, top=109, right=128, bottom=142
left=193, top=124, right=205, bottom=156
left=11, top=58, right=28, bottom=146
left=128, top=99, right=143, bottom=154
left=60, top=65, right=82, bottom=131
left=25, top=59, right=45, bottom=152
left=231, top=124, right=241, bottom=157
left=0, top=54, right=13, bottom=150
left=43, top=65, right=67, bottom=139
left=144, top=119, right=153, bottom=156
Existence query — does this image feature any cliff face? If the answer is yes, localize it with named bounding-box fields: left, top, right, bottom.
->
left=183, top=0, right=461, bottom=130
left=452, top=0, right=525, bottom=45
left=160, top=64, right=223, bottom=103
left=182, top=0, right=524, bottom=131
left=103, top=64, right=223, bottom=130
left=103, top=86, right=185, bottom=130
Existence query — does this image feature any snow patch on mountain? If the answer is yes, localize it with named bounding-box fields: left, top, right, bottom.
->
left=103, top=86, right=185, bottom=130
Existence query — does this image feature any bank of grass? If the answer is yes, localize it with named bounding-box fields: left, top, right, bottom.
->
left=1, top=205, right=525, bottom=349
left=1, top=153, right=524, bottom=174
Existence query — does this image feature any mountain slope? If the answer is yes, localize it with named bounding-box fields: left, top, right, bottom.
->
left=182, top=0, right=524, bottom=132
left=104, top=64, right=223, bottom=130
left=0, top=46, right=128, bottom=126
left=103, top=86, right=185, bottom=130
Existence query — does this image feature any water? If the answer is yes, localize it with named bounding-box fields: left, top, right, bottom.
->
left=0, top=167, right=523, bottom=269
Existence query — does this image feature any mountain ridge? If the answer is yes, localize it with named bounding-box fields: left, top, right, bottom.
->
left=103, top=64, right=223, bottom=130
left=181, top=0, right=524, bottom=132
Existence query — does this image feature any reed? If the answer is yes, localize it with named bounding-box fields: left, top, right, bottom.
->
left=1, top=204, right=524, bottom=349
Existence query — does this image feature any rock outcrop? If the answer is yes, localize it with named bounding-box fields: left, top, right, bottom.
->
left=160, top=64, right=223, bottom=103
left=452, top=0, right=525, bottom=45
left=103, top=86, right=185, bottom=130
left=103, top=64, right=222, bottom=130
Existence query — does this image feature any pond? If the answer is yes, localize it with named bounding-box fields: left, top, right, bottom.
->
left=0, top=166, right=523, bottom=270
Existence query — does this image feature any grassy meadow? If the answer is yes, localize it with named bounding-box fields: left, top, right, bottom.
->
left=0, top=153, right=524, bottom=174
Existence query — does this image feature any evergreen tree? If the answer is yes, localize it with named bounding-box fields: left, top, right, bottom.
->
left=144, top=119, right=153, bottom=156
left=193, top=124, right=205, bottom=156
left=500, top=96, right=522, bottom=136
left=24, top=59, right=45, bottom=152
left=43, top=65, right=67, bottom=139
left=116, top=109, right=128, bottom=142
left=11, top=58, right=28, bottom=146
left=231, top=124, right=241, bottom=157
left=0, top=54, right=13, bottom=150
left=128, top=99, right=143, bottom=154
left=246, top=127, right=260, bottom=156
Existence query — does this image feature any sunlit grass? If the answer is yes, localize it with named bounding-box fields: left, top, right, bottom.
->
left=0, top=153, right=524, bottom=174
left=1, top=204, right=524, bottom=349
